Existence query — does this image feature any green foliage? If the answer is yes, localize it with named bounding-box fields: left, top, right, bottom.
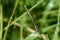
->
left=24, top=32, right=39, bottom=40
left=0, top=4, right=3, bottom=40
left=0, top=0, right=59, bottom=40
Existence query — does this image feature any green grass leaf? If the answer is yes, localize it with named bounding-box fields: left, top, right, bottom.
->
left=11, top=28, right=20, bottom=40
left=0, top=4, right=3, bottom=40
left=24, top=32, right=39, bottom=40
left=52, top=25, right=59, bottom=40
left=46, top=34, right=50, bottom=40
left=52, top=0, right=60, bottom=40
left=10, top=0, right=44, bottom=25
left=41, top=24, right=56, bottom=33
left=3, top=0, right=19, bottom=40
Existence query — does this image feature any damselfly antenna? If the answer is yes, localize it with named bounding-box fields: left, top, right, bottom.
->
left=24, top=5, right=39, bottom=32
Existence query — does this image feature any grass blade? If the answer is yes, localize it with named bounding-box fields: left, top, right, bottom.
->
left=11, top=28, right=20, bottom=40
left=46, top=34, right=50, bottom=40
left=20, top=25, right=23, bottom=40
left=52, top=25, right=59, bottom=40
left=3, top=0, right=19, bottom=40
left=24, top=32, right=39, bottom=40
left=52, top=0, right=60, bottom=40
left=0, top=4, right=3, bottom=40
left=41, top=24, right=57, bottom=33
left=10, top=0, right=43, bottom=26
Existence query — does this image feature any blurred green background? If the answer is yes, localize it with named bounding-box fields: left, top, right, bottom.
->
left=0, top=0, right=60, bottom=40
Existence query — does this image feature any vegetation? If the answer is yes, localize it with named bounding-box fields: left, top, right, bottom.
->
left=0, top=0, right=60, bottom=40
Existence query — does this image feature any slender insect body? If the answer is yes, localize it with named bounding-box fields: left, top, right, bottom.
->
left=24, top=5, right=39, bottom=32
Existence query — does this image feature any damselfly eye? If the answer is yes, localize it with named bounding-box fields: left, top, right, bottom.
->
left=35, top=25, right=39, bottom=32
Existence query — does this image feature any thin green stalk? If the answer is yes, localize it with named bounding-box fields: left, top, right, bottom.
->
left=4, top=0, right=43, bottom=30
left=20, top=25, right=23, bottom=40
left=11, top=11, right=17, bottom=40
left=41, top=24, right=57, bottom=33
left=52, top=0, right=60, bottom=40
left=3, top=0, right=19, bottom=40
left=11, top=0, right=43, bottom=25
left=40, top=0, right=55, bottom=27
left=10, top=1, right=43, bottom=39
left=42, top=0, right=56, bottom=18
left=0, top=4, right=3, bottom=40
